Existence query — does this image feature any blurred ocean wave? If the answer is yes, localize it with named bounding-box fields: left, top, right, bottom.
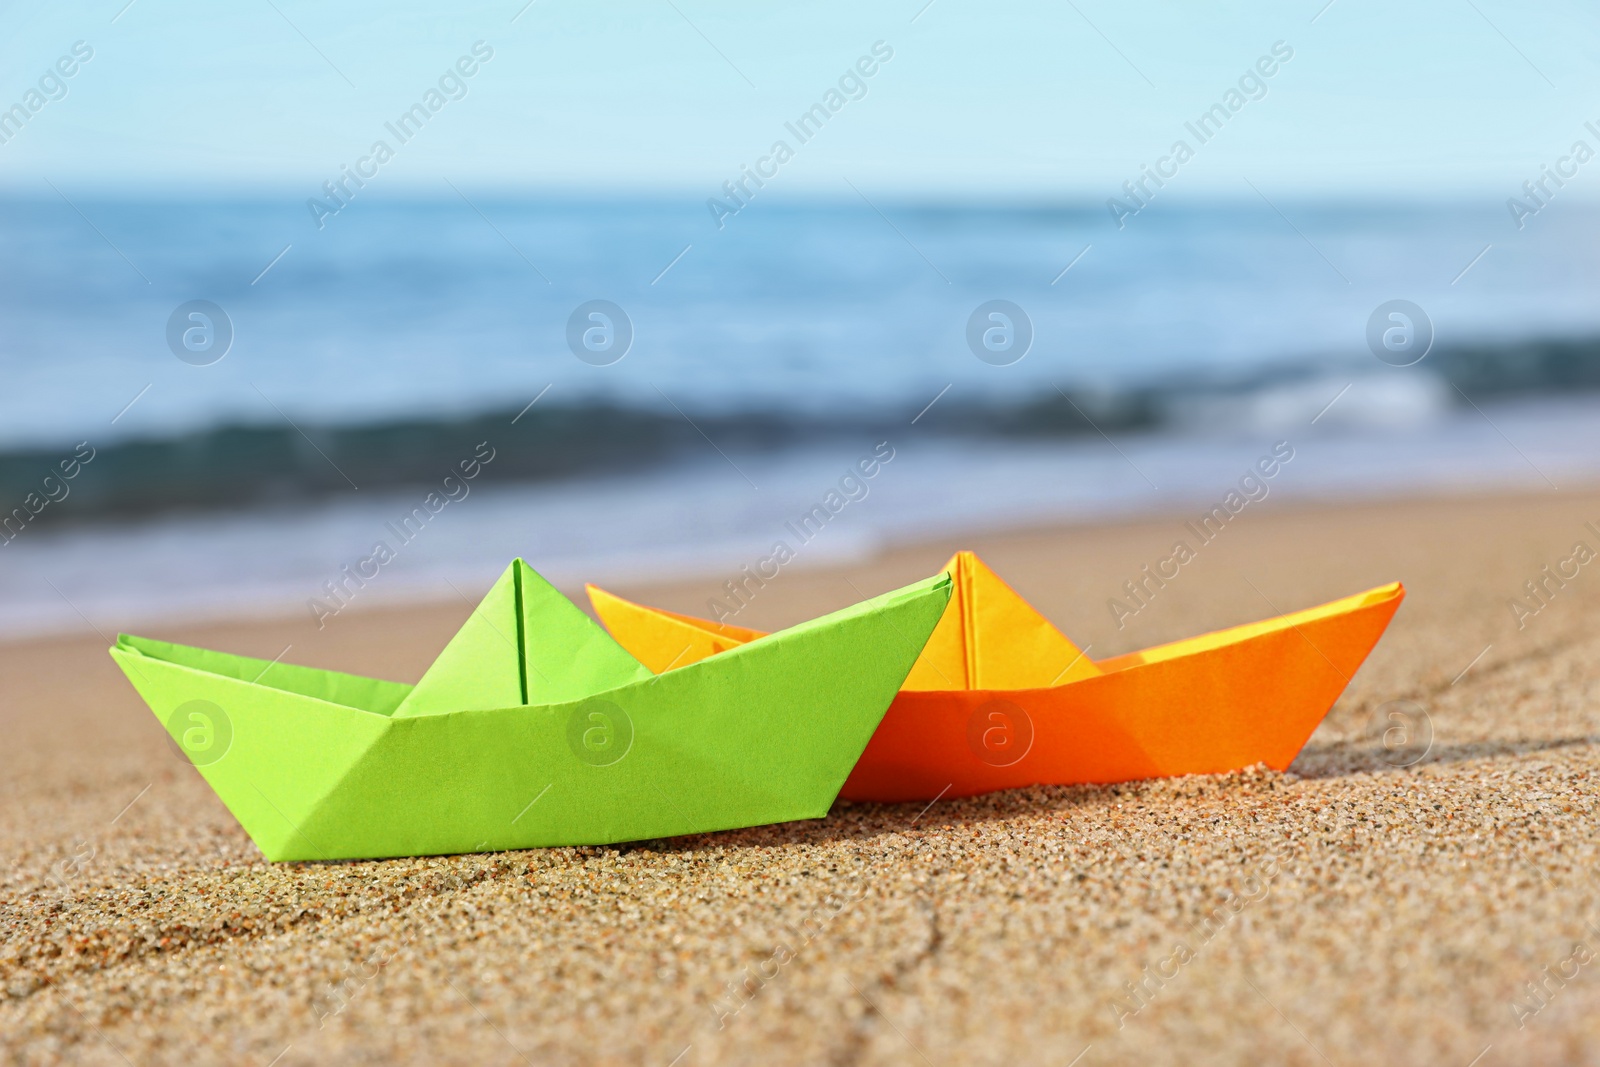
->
left=7, top=391, right=1600, bottom=637
left=4, top=193, right=1599, bottom=630
left=3, top=194, right=1598, bottom=448
left=4, top=332, right=1600, bottom=521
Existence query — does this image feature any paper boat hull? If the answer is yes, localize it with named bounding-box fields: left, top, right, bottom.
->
left=841, top=582, right=1404, bottom=801
left=591, top=576, right=1404, bottom=803
left=112, top=574, right=950, bottom=860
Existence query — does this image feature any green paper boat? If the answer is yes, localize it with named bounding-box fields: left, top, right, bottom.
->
left=111, top=560, right=951, bottom=861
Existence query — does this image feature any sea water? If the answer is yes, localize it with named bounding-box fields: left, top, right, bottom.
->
left=1, top=194, right=1597, bottom=632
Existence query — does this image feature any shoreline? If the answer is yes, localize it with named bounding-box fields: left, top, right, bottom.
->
left=9, top=392, right=1600, bottom=641
left=0, top=476, right=1587, bottom=653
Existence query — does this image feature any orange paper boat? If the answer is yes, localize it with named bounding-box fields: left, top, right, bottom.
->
left=587, top=552, right=1404, bottom=802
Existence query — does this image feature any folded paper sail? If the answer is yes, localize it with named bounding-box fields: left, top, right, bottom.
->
left=110, top=560, right=952, bottom=860
left=588, top=551, right=1405, bottom=802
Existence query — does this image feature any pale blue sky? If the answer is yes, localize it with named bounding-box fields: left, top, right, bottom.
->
left=0, top=0, right=1595, bottom=196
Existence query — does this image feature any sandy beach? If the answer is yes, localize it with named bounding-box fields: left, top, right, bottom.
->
left=5, top=487, right=1600, bottom=1066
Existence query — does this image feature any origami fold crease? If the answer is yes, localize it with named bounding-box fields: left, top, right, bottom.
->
left=111, top=560, right=952, bottom=860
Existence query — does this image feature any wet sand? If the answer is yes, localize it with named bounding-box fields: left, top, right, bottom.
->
left=5, top=488, right=1600, bottom=1065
